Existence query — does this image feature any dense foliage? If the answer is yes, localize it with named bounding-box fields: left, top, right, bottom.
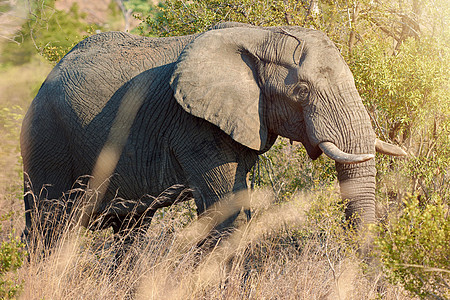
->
left=1, top=0, right=102, bottom=66
left=351, top=36, right=450, bottom=200
left=0, top=214, right=26, bottom=299
left=375, top=195, right=450, bottom=299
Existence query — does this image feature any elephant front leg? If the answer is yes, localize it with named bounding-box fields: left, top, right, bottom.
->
left=185, top=162, right=253, bottom=248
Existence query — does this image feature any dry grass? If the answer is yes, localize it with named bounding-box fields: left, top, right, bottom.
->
left=16, top=189, right=414, bottom=300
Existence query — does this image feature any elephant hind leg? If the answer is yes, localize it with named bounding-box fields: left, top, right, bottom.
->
left=92, top=184, right=193, bottom=233
left=22, top=136, right=78, bottom=250
left=93, top=185, right=193, bottom=268
left=105, top=207, right=156, bottom=272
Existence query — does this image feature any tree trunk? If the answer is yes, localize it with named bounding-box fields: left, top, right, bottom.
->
left=348, top=2, right=360, bottom=57
left=305, top=0, right=320, bottom=21
left=309, top=0, right=320, bottom=16
left=283, top=0, right=293, bottom=25
left=115, top=0, right=133, bottom=32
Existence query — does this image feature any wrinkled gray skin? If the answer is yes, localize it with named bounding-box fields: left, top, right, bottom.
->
left=21, top=22, right=377, bottom=244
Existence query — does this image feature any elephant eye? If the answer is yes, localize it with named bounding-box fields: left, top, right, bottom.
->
left=293, top=83, right=310, bottom=102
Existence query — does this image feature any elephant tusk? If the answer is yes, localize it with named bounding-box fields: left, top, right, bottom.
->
left=319, top=142, right=375, bottom=164
left=375, top=139, right=407, bottom=156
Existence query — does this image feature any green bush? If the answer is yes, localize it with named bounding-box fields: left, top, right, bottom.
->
left=375, top=195, right=450, bottom=299
left=351, top=36, right=450, bottom=202
left=141, top=0, right=315, bottom=37
left=1, top=0, right=100, bottom=66
left=351, top=37, right=449, bottom=148
left=0, top=214, right=27, bottom=299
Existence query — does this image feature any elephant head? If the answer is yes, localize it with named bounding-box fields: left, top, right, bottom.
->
left=170, top=26, right=405, bottom=229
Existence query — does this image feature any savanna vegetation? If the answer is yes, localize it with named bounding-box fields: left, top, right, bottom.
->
left=0, top=0, right=448, bottom=299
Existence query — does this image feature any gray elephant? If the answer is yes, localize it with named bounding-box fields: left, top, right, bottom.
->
left=20, top=22, right=405, bottom=246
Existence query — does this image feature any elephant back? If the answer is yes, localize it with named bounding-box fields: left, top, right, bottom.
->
left=49, top=32, right=195, bottom=128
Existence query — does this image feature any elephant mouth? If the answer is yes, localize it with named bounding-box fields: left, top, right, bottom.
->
left=300, top=139, right=322, bottom=160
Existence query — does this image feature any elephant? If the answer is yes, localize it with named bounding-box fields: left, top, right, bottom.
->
left=20, top=22, right=405, bottom=248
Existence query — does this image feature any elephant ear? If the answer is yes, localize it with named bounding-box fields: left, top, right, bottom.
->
left=170, top=27, right=303, bottom=151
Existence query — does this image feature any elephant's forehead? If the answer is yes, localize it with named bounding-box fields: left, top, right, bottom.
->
left=279, top=28, right=350, bottom=83
left=301, top=43, right=350, bottom=84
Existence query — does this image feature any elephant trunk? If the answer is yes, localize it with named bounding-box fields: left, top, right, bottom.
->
left=336, top=160, right=377, bottom=228
left=305, top=82, right=378, bottom=229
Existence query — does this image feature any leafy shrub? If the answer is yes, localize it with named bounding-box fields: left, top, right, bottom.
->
left=375, top=195, right=450, bottom=299
left=351, top=37, right=449, bottom=151
left=0, top=214, right=27, bottom=299
left=141, top=0, right=299, bottom=37
left=350, top=35, right=450, bottom=210
left=1, top=1, right=100, bottom=66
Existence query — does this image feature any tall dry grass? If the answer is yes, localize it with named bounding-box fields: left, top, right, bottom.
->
left=17, top=188, right=414, bottom=300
